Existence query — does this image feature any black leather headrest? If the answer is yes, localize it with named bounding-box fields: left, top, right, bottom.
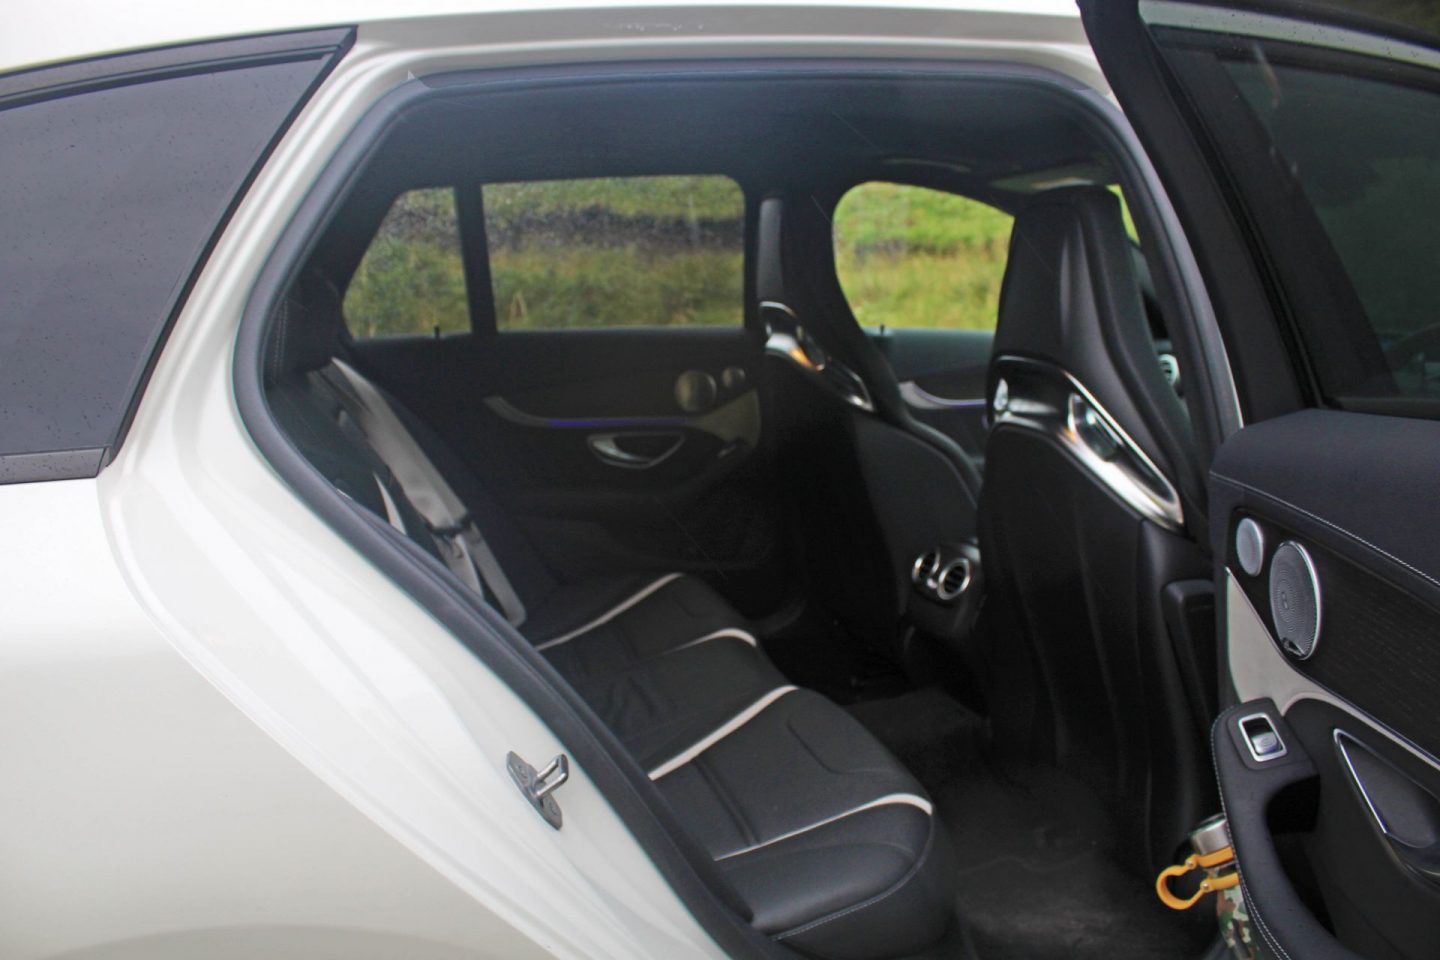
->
left=993, top=187, right=1191, bottom=483
left=264, top=269, right=346, bottom=382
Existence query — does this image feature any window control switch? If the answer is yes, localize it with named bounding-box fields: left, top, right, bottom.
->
left=1238, top=713, right=1287, bottom=763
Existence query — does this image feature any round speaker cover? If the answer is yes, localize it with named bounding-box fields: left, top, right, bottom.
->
left=1235, top=518, right=1265, bottom=577
left=1269, top=541, right=1321, bottom=659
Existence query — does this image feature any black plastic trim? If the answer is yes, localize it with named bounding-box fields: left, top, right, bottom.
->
left=0, top=27, right=355, bottom=485
left=0, top=28, right=353, bottom=108
left=0, top=449, right=106, bottom=485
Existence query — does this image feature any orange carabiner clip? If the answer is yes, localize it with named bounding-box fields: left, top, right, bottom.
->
left=1155, top=845, right=1240, bottom=910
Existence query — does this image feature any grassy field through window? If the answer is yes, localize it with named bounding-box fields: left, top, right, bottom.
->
left=345, top=177, right=1033, bottom=337
left=833, top=183, right=1014, bottom=332
left=484, top=177, right=744, bottom=330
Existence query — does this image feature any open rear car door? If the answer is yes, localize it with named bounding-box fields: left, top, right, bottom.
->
left=1082, top=2, right=1440, bottom=958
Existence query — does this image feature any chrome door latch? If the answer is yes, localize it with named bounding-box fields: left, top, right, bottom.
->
left=507, top=751, right=569, bottom=830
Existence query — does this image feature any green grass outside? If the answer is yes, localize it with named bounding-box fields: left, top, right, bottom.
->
left=833, top=182, right=1013, bottom=331
left=344, top=177, right=1040, bottom=336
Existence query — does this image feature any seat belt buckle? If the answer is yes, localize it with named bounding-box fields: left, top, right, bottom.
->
left=1156, top=814, right=1239, bottom=910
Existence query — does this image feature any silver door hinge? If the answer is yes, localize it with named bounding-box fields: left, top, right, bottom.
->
left=507, top=751, right=569, bottom=830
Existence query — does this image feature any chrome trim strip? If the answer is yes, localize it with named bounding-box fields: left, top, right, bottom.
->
left=765, top=330, right=875, bottom=412
left=1235, top=517, right=1266, bottom=577
left=587, top=431, right=683, bottom=470
left=899, top=380, right=987, bottom=410
left=1141, top=0, right=1440, bottom=74
left=1334, top=730, right=1394, bottom=836
left=991, top=356, right=1184, bottom=531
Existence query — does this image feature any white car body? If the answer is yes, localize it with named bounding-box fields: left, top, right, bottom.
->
left=1, top=4, right=1111, bottom=958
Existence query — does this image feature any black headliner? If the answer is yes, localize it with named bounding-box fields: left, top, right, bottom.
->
left=369, top=66, right=1106, bottom=194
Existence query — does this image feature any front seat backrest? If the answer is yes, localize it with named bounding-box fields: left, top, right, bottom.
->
left=977, top=186, right=1212, bottom=874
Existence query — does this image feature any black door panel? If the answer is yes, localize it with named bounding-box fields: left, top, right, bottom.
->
left=1084, top=2, right=1440, bottom=953
left=1209, top=410, right=1440, bottom=960
left=350, top=328, right=783, bottom=603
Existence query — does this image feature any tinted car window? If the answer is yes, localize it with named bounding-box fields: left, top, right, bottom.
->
left=832, top=183, right=1013, bottom=331
left=1227, top=59, right=1440, bottom=396
left=344, top=188, right=469, bottom=338
left=482, top=175, right=744, bottom=330
left=0, top=34, right=346, bottom=480
left=1150, top=20, right=1440, bottom=409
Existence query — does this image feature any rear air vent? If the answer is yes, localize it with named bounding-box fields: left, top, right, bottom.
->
left=912, top=548, right=941, bottom=585
left=912, top=548, right=974, bottom=604
left=936, top=559, right=972, bottom=601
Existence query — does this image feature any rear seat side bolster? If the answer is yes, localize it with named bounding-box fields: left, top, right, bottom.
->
left=773, top=812, right=956, bottom=960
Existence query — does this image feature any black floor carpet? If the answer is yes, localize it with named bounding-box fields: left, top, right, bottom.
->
left=848, top=688, right=1215, bottom=960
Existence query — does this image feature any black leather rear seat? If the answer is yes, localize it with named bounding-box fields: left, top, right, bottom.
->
left=263, top=273, right=956, bottom=958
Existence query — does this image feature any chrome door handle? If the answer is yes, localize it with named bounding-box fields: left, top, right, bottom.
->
left=1335, top=730, right=1440, bottom=888
left=587, top=432, right=682, bottom=470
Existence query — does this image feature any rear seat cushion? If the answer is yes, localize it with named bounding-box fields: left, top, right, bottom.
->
left=651, top=688, right=956, bottom=959
left=563, top=635, right=788, bottom=770
left=526, top=573, right=747, bottom=676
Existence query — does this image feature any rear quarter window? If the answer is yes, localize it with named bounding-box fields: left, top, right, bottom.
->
left=0, top=31, right=348, bottom=481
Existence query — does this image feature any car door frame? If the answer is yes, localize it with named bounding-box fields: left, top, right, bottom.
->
left=1082, top=3, right=1440, bottom=957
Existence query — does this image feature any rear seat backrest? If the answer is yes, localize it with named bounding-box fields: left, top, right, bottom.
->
left=261, top=269, right=960, bottom=959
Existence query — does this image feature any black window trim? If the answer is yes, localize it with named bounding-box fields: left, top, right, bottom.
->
left=0, top=26, right=354, bottom=486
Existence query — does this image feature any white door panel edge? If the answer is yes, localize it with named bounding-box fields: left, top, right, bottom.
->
left=1226, top=571, right=1440, bottom=777
left=0, top=480, right=550, bottom=960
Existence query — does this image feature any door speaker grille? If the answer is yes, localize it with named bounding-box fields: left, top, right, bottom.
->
left=1269, top=540, right=1321, bottom=660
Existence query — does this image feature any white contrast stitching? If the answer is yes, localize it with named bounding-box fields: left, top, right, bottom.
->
left=716, top=794, right=932, bottom=861
left=648, top=687, right=798, bottom=780
left=534, top=573, right=684, bottom=650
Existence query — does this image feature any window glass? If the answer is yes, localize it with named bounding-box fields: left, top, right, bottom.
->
left=1228, top=61, right=1440, bottom=351
left=0, top=50, right=334, bottom=470
left=345, top=188, right=469, bottom=338
left=1152, top=23, right=1440, bottom=408
left=833, top=183, right=1014, bottom=331
left=483, top=176, right=744, bottom=330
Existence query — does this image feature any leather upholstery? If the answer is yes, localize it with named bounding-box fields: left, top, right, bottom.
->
left=977, top=186, right=1213, bottom=872
left=261, top=275, right=958, bottom=958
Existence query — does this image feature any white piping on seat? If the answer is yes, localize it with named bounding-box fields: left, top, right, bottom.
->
left=534, top=572, right=683, bottom=650
left=669, top=627, right=759, bottom=652
left=715, top=794, right=934, bottom=861
left=648, top=686, right=798, bottom=780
